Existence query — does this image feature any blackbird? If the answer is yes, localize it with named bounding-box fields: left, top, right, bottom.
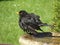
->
left=18, top=10, right=53, bottom=35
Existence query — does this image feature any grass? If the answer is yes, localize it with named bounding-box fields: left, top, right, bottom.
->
left=0, top=0, right=57, bottom=45
left=53, top=0, right=60, bottom=32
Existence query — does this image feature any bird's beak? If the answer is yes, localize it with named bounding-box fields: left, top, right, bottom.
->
left=16, top=12, right=19, bottom=14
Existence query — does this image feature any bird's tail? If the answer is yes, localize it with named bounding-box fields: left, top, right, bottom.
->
left=38, top=23, right=49, bottom=26
left=39, top=23, right=55, bottom=29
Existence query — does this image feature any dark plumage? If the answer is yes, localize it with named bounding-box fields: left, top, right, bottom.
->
left=18, top=10, right=53, bottom=35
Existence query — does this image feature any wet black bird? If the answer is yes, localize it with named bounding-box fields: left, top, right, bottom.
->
left=18, top=10, right=53, bottom=35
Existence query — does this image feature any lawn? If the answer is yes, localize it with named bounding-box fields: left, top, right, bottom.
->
left=0, top=0, right=57, bottom=45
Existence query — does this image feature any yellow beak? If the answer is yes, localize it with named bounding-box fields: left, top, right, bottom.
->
left=16, top=12, right=19, bottom=14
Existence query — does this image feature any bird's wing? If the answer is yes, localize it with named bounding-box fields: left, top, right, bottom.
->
left=19, top=18, right=28, bottom=30
left=19, top=18, right=37, bottom=35
left=30, top=13, right=43, bottom=24
left=19, top=17, right=37, bottom=29
left=24, top=17, right=37, bottom=25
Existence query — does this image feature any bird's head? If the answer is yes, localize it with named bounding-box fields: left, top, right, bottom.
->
left=19, top=10, right=27, bottom=15
left=17, top=10, right=28, bottom=17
